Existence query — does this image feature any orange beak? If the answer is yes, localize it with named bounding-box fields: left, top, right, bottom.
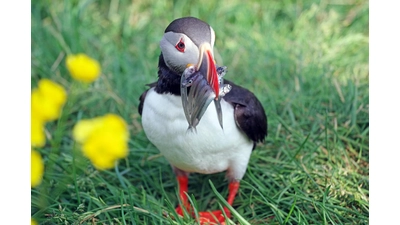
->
left=196, top=43, right=219, bottom=99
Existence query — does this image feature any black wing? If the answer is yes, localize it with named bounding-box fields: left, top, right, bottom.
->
left=223, top=79, right=268, bottom=147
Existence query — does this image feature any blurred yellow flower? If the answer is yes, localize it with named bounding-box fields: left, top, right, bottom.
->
left=73, top=114, right=129, bottom=170
left=66, top=53, right=101, bottom=83
left=31, top=112, right=46, bottom=148
left=72, top=117, right=104, bottom=143
left=31, top=79, right=67, bottom=146
left=31, top=150, right=44, bottom=188
left=31, top=218, right=38, bottom=225
left=31, top=79, right=67, bottom=122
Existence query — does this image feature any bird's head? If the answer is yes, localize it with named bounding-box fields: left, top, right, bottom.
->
left=160, top=17, right=219, bottom=97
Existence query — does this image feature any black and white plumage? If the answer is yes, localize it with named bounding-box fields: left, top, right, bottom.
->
left=138, top=17, right=267, bottom=223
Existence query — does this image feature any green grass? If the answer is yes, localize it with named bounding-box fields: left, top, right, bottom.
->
left=31, top=0, right=369, bottom=224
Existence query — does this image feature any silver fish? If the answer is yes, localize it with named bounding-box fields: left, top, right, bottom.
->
left=181, top=65, right=231, bottom=132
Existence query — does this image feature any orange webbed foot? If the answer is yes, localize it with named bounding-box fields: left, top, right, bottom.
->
left=198, top=208, right=231, bottom=225
left=174, top=177, right=240, bottom=225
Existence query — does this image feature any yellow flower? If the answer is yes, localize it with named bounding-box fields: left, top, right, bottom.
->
left=31, top=218, right=38, bottom=225
left=31, top=79, right=67, bottom=146
left=72, top=117, right=104, bottom=143
left=73, top=114, right=129, bottom=170
left=31, top=150, right=44, bottom=188
left=31, top=79, right=67, bottom=122
left=66, top=53, right=101, bottom=83
left=31, top=111, right=46, bottom=148
left=38, top=79, right=67, bottom=106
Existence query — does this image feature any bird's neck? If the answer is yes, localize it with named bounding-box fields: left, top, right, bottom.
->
left=155, top=54, right=182, bottom=96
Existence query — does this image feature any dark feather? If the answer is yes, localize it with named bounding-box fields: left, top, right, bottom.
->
left=154, top=54, right=182, bottom=95
left=222, top=79, right=268, bottom=146
left=164, top=17, right=212, bottom=47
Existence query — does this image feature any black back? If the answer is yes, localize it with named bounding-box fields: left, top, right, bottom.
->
left=222, top=79, right=268, bottom=146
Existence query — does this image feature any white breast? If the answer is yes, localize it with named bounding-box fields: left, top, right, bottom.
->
left=141, top=88, right=253, bottom=180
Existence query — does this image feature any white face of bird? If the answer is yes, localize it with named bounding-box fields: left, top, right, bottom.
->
left=160, top=32, right=200, bottom=74
left=159, top=26, right=216, bottom=75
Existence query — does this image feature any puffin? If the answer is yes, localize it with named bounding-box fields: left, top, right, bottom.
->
left=138, top=17, right=267, bottom=224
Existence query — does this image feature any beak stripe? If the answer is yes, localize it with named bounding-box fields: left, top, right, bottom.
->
left=205, top=50, right=219, bottom=99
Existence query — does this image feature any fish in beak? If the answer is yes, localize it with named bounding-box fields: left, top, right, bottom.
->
left=181, top=43, right=231, bottom=131
left=197, top=43, right=220, bottom=99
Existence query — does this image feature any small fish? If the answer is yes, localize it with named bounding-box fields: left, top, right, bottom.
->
left=181, top=65, right=231, bottom=132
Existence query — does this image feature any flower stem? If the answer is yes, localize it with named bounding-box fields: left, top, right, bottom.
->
left=72, top=142, right=81, bottom=205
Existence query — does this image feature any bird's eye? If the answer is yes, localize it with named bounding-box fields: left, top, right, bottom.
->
left=175, top=39, right=185, bottom=52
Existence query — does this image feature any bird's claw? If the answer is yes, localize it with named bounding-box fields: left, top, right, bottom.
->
left=176, top=205, right=231, bottom=225
left=198, top=208, right=231, bottom=225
